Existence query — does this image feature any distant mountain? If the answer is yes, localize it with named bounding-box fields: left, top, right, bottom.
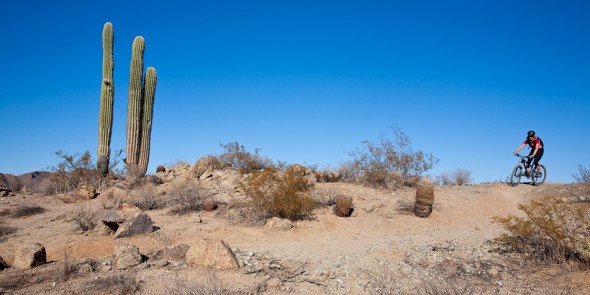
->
left=0, top=171, right=52, bottom=193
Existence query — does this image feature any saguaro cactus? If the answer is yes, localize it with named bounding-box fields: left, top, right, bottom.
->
left=126, top=37, right=157, bottom=179
left=126, top=36, right=145, bottom=178
left=97, top=22, right=114, bottom=176
left=138, top=67, right=157, bottom=174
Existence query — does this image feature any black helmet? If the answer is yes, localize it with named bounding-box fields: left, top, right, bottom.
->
left=527, top=130, right=535, bottom=137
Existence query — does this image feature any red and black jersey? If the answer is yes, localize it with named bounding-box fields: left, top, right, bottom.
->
left=524, top=137, right=544, bottom=150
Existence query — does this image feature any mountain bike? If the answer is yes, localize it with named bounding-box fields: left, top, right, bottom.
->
left=510, top=154, right=547, bottom=186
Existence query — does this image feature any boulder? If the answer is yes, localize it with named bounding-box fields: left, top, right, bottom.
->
left=186, top=239, right=239, bottom=270
left=103, top=203, right=154, bottom=238
left=113, top=241, right=143, bottom=270
left=13, top=243, right=46, bottom=269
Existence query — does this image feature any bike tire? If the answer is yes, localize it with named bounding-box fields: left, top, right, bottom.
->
left=510, top=165, right=522, bottom=187
left=532, top=164, right=547, bottom=186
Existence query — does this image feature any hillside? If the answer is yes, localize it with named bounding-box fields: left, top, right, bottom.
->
left=1, top=167, right=589, bottom=294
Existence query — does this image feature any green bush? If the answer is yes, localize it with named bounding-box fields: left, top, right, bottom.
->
left=494, top=194, right=590, bottom=264
left=342, top=126, right=438, bottom=189
left=242, top=165, right=315, bottom=221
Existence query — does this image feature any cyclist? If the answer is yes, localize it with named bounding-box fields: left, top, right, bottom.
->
left=513, top=130, right=544, bottom=176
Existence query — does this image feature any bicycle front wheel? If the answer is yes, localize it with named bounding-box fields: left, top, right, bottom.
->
left=532, top=164, right=547, bottom=186
left=510, top=165, right=523, bottom=186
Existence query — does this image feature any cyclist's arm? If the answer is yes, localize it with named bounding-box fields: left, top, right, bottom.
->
left=514, top=143, right=526, bottom=154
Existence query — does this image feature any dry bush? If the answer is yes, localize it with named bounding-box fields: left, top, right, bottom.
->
left=45, top=150, right=102, bottom=195
left=167, top=181, right=209, bottom=215
left=573, top=164, right=590, bottom=183
left=10, top=205, right=46, bottom=218
left=242, top=165, right=315, bottom=221
left=494, top=194, right=590, bottom=265
left=71, top=207, right=98, bottom=232
left=129, top=183, right=165, bottom=211
left=217, top=142, right=272, bottom=174
left=342, top=126, right=438, bottom=189
left=366, top=265, right=401, bottom=295
left=435, top=169, right=472, bottom=186
left=333, top=196, right=353, bottom=217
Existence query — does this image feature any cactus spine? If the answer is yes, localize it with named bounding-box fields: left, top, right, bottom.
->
left=126, top=36, right=156, bottom=178
left=97, top=22, right=114, bottom=176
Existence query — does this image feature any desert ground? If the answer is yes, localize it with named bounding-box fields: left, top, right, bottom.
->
left=1, top=166, right=589, bottom=295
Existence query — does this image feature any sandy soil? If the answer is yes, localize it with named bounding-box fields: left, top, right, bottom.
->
left=1, top=173, right=589, bottom=295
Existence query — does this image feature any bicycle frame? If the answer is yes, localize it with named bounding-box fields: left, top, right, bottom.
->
left=510, top=153, right=547, bottom=186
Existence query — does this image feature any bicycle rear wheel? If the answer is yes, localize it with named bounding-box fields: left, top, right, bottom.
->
left=510, top=165, right=523, bottom=186
left=531, top=164, right=547, bottom=186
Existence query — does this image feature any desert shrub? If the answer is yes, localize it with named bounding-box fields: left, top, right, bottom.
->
left=494, top=194, right=590, bottom=264
left=242, top=165, right=315, bottom=221
left=71, top=207, right=98, bottom=232
left=434, top=169, right=472, bottom=186
left=167, top=181, right=209, bottom=215
left=10, top=205, right=46, bottom=218
left=130, top=183, right=165, bottom=210
left=45, top=150, right=101, bottom=194
left=217, top=142, right=272, bottom=174
left=342, top=126, right=438, bottom=189
left=573, top=164, right=590, bottom=183
left=333, top=196, right=353, bottom=217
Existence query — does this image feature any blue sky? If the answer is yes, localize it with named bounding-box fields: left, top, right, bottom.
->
left=0, top=0, right=588, bottom=183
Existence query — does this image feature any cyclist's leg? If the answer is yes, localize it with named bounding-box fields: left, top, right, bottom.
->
left=534, top=149, right=544, bottom=172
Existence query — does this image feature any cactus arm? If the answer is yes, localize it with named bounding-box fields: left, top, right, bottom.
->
left=97, top=22, right=114, bottom=176
left=138, top=67, right=157, bottom=175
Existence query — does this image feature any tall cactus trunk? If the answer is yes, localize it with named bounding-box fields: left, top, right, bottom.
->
left=138, top=67, right=157, bottom=175
left=97, top=22, right=114, bottom=176
left=126, top=36, right=145, bottom=179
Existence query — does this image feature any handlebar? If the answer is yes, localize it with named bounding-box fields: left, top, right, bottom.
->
left=514, top=153, right=532, bottom=159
